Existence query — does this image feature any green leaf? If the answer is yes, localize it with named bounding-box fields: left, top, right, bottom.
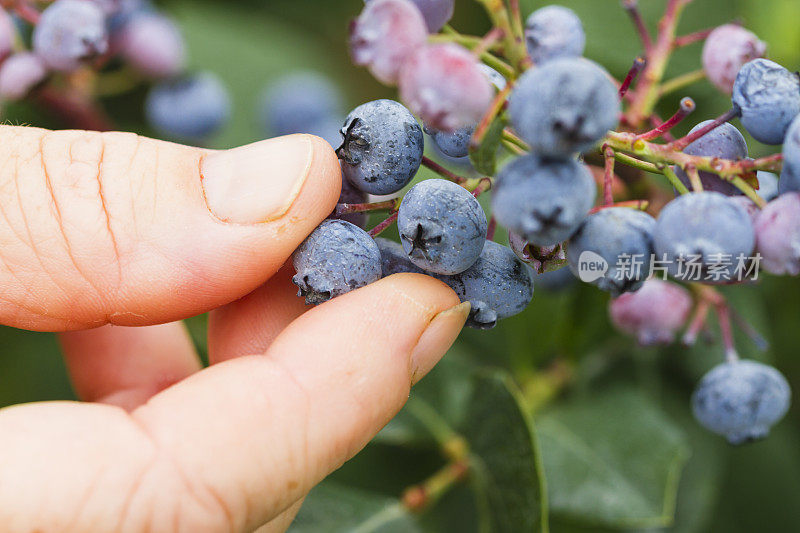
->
left=537, top=386, right=690, bottom=529
left=468, top=118, right=504, bottom=175
left=291, top=482, right=421, bottom=533
left=461, top=370, right=548, bottom=532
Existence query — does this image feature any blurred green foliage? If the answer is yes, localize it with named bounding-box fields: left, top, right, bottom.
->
left=2, top=0, right=800, bottom=531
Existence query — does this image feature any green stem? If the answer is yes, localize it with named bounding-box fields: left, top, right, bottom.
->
left=660, top=164, right=690, bottom=194
left=406, top=398, right=468, bottom=462
left=402, top=460, right=470, bottom=513
left=658, top=68, right=706, bottom=98
left=434, top=27, right=515, bottom=79
left=474, top=0, right=526, bottom=72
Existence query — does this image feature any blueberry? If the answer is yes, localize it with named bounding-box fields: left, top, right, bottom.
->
left=524, top=5, right=585, bottom=65
left=609, top=279, right=692, bottom=346
left=425, top=124, right=473, bottom=158
left=732, top=58, right=800, bottom=145
left=145, top=72, right=230, bottom=141
left=692, top=360, right=791, bottom=445
left=492, top=154, right=596, bottom=246
left=375, top=237, right=425, bottom=276
left=757, top=171, right=779, bottom=202
left=654, top=192, right=755, bottom=282
left=261, top=72, right=342, bottom=139
left=0, top=52, right=47, bottom=100
left=436, top=241, right=534, bottom=329
left=567, top=207, right=657, bottom=296
left=779, top=115, right=800, bottom=195
left=674, top=120, right=748, bottom=195
left=509, top=57, right=620, bottom=156
left=33, top=0, right=109, bottom=72
left=754, top=192, right=800, bottom=275
left=292, top=220, right=382, bottom=305
left=116, top=11, right=185, bottom=78
left=702, top=24, right=766, bottom=94
left=398, top=179, right=487, bottom=275
left=337, top=99, right=424, bottom=195
left=350, top=0, right=428, bottom=85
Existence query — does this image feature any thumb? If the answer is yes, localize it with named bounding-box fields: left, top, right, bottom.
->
left=0, top=126, right=340, bottom=331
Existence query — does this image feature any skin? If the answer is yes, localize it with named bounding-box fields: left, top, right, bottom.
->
left=0, top=126, right=468, bottom=532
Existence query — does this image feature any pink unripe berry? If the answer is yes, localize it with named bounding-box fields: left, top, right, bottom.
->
left=116, top=12, right=186, bottom=78
left=0, top=53, right=48, bottom=100
left=350, top=0, right=427, bottom=85
left=0, top=8, right=14, bottom=60
left=609, top=279, right=692, bottom=346
left=755, top=192, right=800, bottom=275
left=702, top=24, right=766, bottom=94
left=399, top=43, right=493, bottom=131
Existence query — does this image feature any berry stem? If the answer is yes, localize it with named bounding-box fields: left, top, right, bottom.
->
left=658, top=69, right=706, bottom=98
left=683, top=299, right=710, bottom=346
left=686, top=164, right=704, bottom=192
left=673, top=27, right=715, bottom=47
left=472, top=27, right=505, bottom=59
left=502, top=128, right=530, bottom=151
left=603, top=145, right=616, bottom=206
left=650, top=113, right=677, bottom=142
left=401, top=460, right=470, bottom=513
left=470, top=177, right=493, bottom=198
left=421, top=156, right=469, bottom=185
left=659, top=163, right=691, bottom=194
left=486, top=216, right=497, bottom=241
left=666, top=106, right=741, bottom=151
left=731, top=176, right=767, bottom=208
left=625, top=0, right=694, bottom=127
left=334, top=200, right=397, bottom=215
left=368, top=211, right=398, bottom=237
left=590, top=199, right=649, bottom=214
left=619, top=56, right=647, bottom=99
left=470, top=84, right=512, bottom=150
left=508, top=0, right=525, bottom=43
left=715, top=301, right=740, bottom=363
left=635, top=97, right=695, bottom=141
left=622, top=1, right=653, bottom=54
left=475, top=0, right=527, bottom=71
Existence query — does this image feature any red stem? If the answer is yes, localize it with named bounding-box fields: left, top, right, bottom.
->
left=421, top=156, right=468, bottom=185
left=602, top=145, right=615, bottom=206
left=486, top=216, right=497, bottom=241
left=674, top=27, right=714, bottom=47
left=649, top=114, right=677, bottom=142
left=666, top=107, right=740, bottom=151
left=473, top=27, right=505, bottom=58
left=635, top=97, right=695, bottom=141
left=335, top=200, right=396, bottom=215
left=5, top=0, right=40, bottom=24
left=715, top=302, right=739, bottom=362
left=619, top=56, right=647, bottom=99
left=590, top=199, right=649, bottom=214
left=368, top=211, right=398, bottom=238
left=622, top=0, right=653, bottom=53
left=683, top=300, right=710, bottom=346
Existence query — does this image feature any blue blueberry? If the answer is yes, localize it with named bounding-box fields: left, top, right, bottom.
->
left=261, top=72, right=342, bottom=138
left=398, top=179, right=487, bottom=275
left=779, top=115, right=800, bottom=195
left=145, top=72, right=230, bottom=141
left=675, top=120, right=748, bottom=195
left=33, top=0, right=109, bottom=72
left=692, top=360, right=791, bottom=445
left=436, top=241, right=534, bottom=329
left=757, top=171, right=779, bottom=202
left=524, top=5, right=585, bottom=64
left=567, top=208, right=656, bottom=296
left=425, top=124, right=473, bottom=158
left=533, top=267, right=575, bottom=292
left=375, top=237, right=425, bottom=276
left=509, top=57, right=620, bottom=156
left=732, top=58, right=800, bottom=145
left=292, top=220, right=382, bottom=305
left=492, top=154, right=596, bottom=246
left=337, top=99, right=424, bottom=195
left=654, top=192, right=755, bottom=282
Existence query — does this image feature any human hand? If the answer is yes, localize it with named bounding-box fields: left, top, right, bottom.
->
left=0, top=126, right=469, bottom=532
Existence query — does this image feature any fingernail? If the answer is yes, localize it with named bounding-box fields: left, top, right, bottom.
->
left=201, top=135, right=314, bottom=224
left=410, top=301, right=470, bottom=385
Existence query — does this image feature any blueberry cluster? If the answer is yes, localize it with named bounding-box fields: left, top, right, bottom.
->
left=0, top=0, right=230, bottom=142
